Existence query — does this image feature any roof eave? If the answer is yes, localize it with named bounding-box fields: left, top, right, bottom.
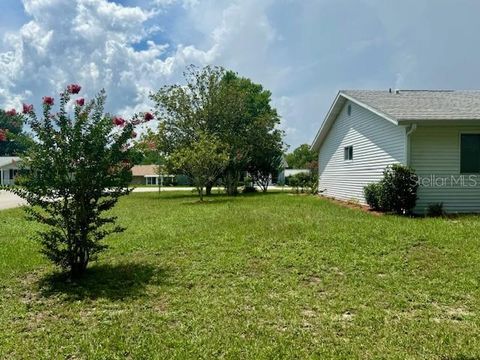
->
left=310, top=92, right=344, bottom=151
left=310, top=92, right=399, bottom=152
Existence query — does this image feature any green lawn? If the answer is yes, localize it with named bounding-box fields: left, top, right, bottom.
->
left=1, top=192, right=480, bottom=359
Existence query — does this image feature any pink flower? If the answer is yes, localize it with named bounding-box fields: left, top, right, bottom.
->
left=112, top=116, right=126, bottom=127
left=6, top=109, right=16, bottom=116
left=22, top=103, right=33, bottom=114
left=144, top=112, right=154, bottom=121
left=76, top=98, right=85, bottom=106
left=43, top=96, right=54, bottom=106
left=67, top=84, right=82, bottom=94
left=0, top=129, right=7, bottom=142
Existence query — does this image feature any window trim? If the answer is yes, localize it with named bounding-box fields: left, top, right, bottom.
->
left=459, top=132, right=480, bottom=174
left=145, top=176, right=158, bottom=185
left=344, top=145, right=353, bottom=161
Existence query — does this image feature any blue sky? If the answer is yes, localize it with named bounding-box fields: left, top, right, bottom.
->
left=1, top=0, right=480, bottom=148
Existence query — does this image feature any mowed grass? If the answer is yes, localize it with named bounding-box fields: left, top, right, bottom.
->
left=1, top=192, right=480, bottom=359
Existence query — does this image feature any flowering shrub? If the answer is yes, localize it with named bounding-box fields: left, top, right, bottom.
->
left=0, top=107, right=32, bottom=155
left=5, top=84, right=154, bottom=277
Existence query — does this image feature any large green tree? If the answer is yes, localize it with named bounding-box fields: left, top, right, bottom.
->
left=151, top=65, right=284, bottom=196
left=219, top=71, right=283, bottom=195
left=131, top=129, right=164, bottom=165
left=285, top=144, right=318, bottom=169
left=0, top=109, right=32, bottom=156
left=171, top=132, right=228, bottom=201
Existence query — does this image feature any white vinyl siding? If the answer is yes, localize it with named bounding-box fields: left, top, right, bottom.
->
left=410, top=126, right=480, bottom=213
left=318, top=101, right=406, bottom=203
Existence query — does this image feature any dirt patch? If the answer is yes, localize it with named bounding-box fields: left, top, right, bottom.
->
left=319, top=195, right=383, bottom=216
left=432, top=304, right=474, bottom=323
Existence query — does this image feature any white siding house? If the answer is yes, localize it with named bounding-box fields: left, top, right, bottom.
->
left=0, top=157, right=21, bottom=186
left=311, top=90, right=480, bottom=213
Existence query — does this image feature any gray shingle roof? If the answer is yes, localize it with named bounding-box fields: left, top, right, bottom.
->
left=341, top=90, right=480, bottom=121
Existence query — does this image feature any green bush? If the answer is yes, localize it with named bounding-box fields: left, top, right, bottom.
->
left=426, top=202, right=445, bottom=217
left=381, top=164, right=419, bottom=214
left=363, top=164, right=419, bottom=215
left=363, top=182, right=382, bottom=210
left=286, top=172, right=318, bottom=194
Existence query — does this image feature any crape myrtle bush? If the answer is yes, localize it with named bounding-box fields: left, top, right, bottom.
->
left=0, top=85, right=154, bottom=277
left=363, top=164, right=419, bottom=215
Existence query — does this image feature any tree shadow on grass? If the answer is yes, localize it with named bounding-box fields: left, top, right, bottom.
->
left=38, top=262, right=170, bottom=301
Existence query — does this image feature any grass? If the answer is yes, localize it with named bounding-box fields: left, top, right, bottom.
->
left=1, top=192, right=480, bottom=359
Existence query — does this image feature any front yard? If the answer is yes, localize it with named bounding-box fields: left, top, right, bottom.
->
left=1, top=192, right=480, bottom=359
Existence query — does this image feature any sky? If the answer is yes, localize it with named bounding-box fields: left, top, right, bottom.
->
left=1, top=0, right=480, bottom=149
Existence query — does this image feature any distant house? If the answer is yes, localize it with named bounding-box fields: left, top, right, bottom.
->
left=0, top=156, right=21, bottom=186
left=277, top=157, right=311, bottom=184
left=130, top=165, right=179, bottom=186
left=277, top=169, right=311, bottom=184
left=131, top=165, right=161, bottom=185
left=311, top=90, right=480, bottom=213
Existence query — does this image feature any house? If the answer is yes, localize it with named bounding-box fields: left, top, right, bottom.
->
left=0, top=156, right=21, bottom=186
left=277, top=169, right=311, bottom=184
left=276, top=157, right=311, bottom=184
left=131, top=165, right=161, bottom=185
left=130, top=165, right=180, bottom=186
left=311, top=90, right=480, bottom=213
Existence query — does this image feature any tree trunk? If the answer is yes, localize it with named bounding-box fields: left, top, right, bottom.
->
left=224, top=170, right=239, bottom=196
left=70, top=255, right=88, bottom=278
left=198, top=187, right=204, bottom=201
left=205, top=182, right=213, bottom=196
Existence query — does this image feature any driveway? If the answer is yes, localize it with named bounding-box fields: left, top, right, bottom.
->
left=0, top=190, right=27, bottom=210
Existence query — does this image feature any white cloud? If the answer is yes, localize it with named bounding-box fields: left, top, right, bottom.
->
left=3, top=0, right=480, bottom=148
left=0, top=0, right=214, bottom=118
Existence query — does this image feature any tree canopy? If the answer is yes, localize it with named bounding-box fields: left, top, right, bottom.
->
left=171, top=132, right=228, bottom=200
left=0, top=109, right=33, bottom=156
left=285, top=144, right=318, bottom=169
left=151, top=65, right=284, bottom=195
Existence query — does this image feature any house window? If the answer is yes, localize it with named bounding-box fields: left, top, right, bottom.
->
left=347, top=104, right=352, bottom=116
left=9, top=169, right=18, bottom=179
left=146, top=177, right=158, bottom=185
left=344, top=146, right=353, bottom=161
left=460, top=134, right=480, bottom=173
